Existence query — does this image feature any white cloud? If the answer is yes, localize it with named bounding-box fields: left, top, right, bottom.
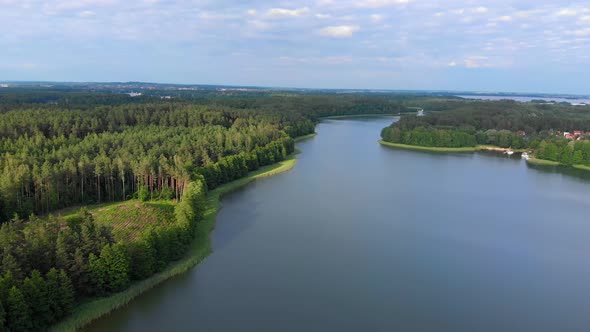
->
left=580, top=15, right=590, bottom=21
left=78, top=10, right=95, bottom=17
left=315, top=13, right=331, bottom=19
left=319, top=25, right=360, bottom=38
left=464, top=56, right=489, bottom=68
left=496, top=16, right=512, bottom=22
left=355, top=0, right=410, bottom=8
left=370, top=14, right=384, bottom=23
left=556, top=8, right=578, bottom=16
left=247, top=20, right=271, bottom=31
left=568, top=28, right=590, bottom=36
left=267, top=7, right=310, bottom=18
left=279, top=55, right=353, bottom=65
left=472, top=7, right=488, bottom=14
left=448, top=61, right=457, bottom=67
left=318, top=0, right=410, bottom=9
left=246, top=9, right=257, bottom=16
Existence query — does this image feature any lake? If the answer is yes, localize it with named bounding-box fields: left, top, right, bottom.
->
left=456, top=94, right=590, bottom=104
left=86, top=116, right=590, bottom=332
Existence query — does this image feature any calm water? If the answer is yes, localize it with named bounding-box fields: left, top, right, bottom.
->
left=457, top=94, right=590, bottom=104
left=86, top=117, right=590, bottom=332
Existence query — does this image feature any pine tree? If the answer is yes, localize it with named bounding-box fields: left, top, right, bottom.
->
left=57, top=269, right=74, bottom=316
left=1, top=253, right=22, bottom=282
left=0, top=299, right=6, bottom=332
left=106, top=243, right=130, bottom=292
left=0, top=273, right=15, bottom=301
left=6, top=287, right=31, bottom=332
left=88, top=253, right=106, bottom=295
left=22, top=270, right=51, bottom=330
left=45, top=268, right=63, bottom=320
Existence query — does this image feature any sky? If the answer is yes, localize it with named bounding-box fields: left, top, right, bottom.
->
left=1, top=0, right=590, bottom=94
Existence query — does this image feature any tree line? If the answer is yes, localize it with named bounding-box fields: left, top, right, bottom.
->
left=535, top=140, right=590, bottom=165
left=0, top=179, right=206, bottom=331
left=382, top=100, right=590, bottom=150
left=0, top=104, right=313, bottom=222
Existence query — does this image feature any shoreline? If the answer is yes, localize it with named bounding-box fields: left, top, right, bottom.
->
left=294, top=133, right=317, bottom=141
left=378, top=140, right=528, bottom=153
left=379, top=141, right=590, bottom=172
left=50, top=153, right=300, bottom=332
left=526, top=157, right=560, bottom=166
left=321, top=114, right=398, bottom=119
left=527, top=157, right=590, bottom=171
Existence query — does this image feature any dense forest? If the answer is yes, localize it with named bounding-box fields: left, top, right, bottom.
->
left=0, top=179, right=206, bottom=331
left=0, top=91, right=314, bottom=330
left=381, top=100, right=590, bottom=164
left=0, top=104, right=311, bottom=221
left=0, top=87, right=423, bottom=330
left=2, top=87, right=590, bottom=330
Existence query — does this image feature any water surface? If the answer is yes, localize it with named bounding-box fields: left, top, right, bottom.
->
left=457, top=94, right=590, bottom=104
left=87, top=117, right=590, bottom=332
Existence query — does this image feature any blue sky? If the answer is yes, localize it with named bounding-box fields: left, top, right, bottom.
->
left=1, top=0, right=590, bottom=94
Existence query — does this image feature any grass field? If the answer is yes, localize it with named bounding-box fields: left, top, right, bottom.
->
left=322, top=114, right=397, bottom=119
left=60, top=200, right=176, bottom=243
left=526, top=157, right=560, bottom=166
left=50, top=154, right=298, bottom=332
left=378, top=140, right=480, bottom=152
left=294, top=133, right=317, bottom=141
left=379, top=140, right=529, bottom=153
left=573, top=164, right=590, bottom=171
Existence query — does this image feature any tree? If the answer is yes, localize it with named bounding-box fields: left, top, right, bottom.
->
left=0, top=299, right=6, bottom=332
left=57, top=269, right=74, bottom=316
left=45, top=268, right=63, bottom=320
left=88, top=253, right=106, bottom=296
left=22, top=270, right=51, bottom=330
left=103, top=243, right=131, bottom=292
left=6, top=287, right=31, bottom=332
left=1, top=253, right=22, bottom=282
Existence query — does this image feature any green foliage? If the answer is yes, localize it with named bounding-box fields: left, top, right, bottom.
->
left=0, top=299, right=6, bottom=332
left=382, top=127, right=477, bottom=148
left=535, top=140, right=590, bottom=165
left=6, top=286, right=31, bottom=332
left=0, top=88, right=319, bottom=330
left=22, top=270, right=52, bottom=329
left=138, top=186, right=150, bottom=202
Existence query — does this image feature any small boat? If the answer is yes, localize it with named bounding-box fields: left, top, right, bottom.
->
left=521, top=152, right=530, bottom=160
left=505, top=150, right=514, bottom=155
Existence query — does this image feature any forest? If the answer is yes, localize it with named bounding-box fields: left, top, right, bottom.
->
left=0, top=90, right=316, bottom=330
left=381, top=100, right=590, bottom=165
left=0, top=87, right=422, bottom=330
left=2, top=88, right=590, bottom=330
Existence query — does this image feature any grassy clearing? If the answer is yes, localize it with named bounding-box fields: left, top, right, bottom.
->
left=477, top=145, right=528, bottom=153
left=526, top=157, right=560, bottom=166
left=378, top=140, right=480, bottom=152
left=321, top=114, right=397, bottom=119
left=294, top=133, right=317, bottom=142
left=573, top=164, right=590, bottom=171
left=60, top=200, right=176, bottom=243
left=50, top=155, right=298, bottom=332
left=379, top=140, right=530, bottom=153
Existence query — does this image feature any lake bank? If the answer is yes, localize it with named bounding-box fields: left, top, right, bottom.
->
left=379, top=140, right=529, bottom=153
left=294, top=133, right=317, bottom=141
left=527, top=157, right=590, bottom=172
left=50, top=154, right=299, bottom=332
left=85, top=116, right=590, bottom=332
left=321, top=114, right=398, bottom=119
